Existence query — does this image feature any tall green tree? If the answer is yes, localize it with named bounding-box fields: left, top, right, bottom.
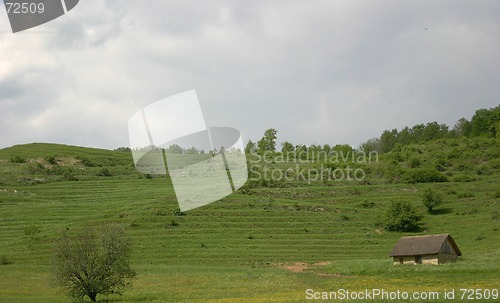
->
left=257, top=128, right=278, bottom=153
left=422, top=122, right=448, bottom=141
left=245, top=140, right=256, bottom=153
left=397, top=127, right=412, bottom=145
left=281, top=141, right=295, bottom=153
left=410, top=124, right=426, bottom=143
left=453, top=118, right=472, bottom=137
left=380, top=129, right=398, bottom=153
left=470, top=106, right=500, bottom=137
left=360, top=138, right=382, bottom=154
left=333, top=144, right=353, bottom=155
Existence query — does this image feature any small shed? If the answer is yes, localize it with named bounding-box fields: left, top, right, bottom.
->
left=389, top=234, right=461, bottom=265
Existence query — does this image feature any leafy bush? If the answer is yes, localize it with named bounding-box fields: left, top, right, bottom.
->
left=0, top=255, right=12, bottom=265
left=11, top=156, right=26, bottom=163
left=385, top=200, right=423, bottom=232
left=46, top=155, right=58, bottom=165
left=115, top=147, right=131, bottom=152
left=422, top=188, right=443, bottom=212
left=97, top=168, right=113, bottom=177
left=409, top=157, right=421, bottom=168
left=403, top=169, right=448, bottom=183
left=77, top=156, right=95, bottom=167
left=340, top=214, right=350, bottom=221
left=359, top=200, right=376, bottom=208
left=452, top=175, right=477, bottom=182
left=63, top=173, right=78, bottom=181
left=435, top=158, right=448, bottom=171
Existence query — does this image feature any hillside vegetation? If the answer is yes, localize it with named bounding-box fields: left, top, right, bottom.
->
left=0, top=108, right=499, bottom=302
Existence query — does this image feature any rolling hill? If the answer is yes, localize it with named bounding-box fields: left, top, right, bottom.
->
left=0, top=138, right=499, bottom=303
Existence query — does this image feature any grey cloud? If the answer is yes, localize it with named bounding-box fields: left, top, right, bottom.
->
left=1, top=0, right=499, bottom=149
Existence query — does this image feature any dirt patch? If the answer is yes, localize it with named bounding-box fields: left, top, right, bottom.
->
left=27, top=157, right=79, bottom=168
left=57, top=157, right=80, bottom=165
left=276, top=261, right=350, bottom=277
left=279, top=262, right=310, bottom=273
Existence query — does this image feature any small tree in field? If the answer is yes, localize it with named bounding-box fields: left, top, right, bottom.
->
left=422, top=188, right=443, bottom=212
left=385, top=200, right=423, bottom=232
left=52, top=224, right=135, bottom=302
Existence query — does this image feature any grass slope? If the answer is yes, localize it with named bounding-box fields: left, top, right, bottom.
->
left=0, top=141, right=499, bottom=302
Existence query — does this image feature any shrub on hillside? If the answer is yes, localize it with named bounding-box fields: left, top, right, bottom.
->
left=115, top=147, right=131, bottom=152
left=409, top=157, right=421, bottom=168
left=97, top=168, right=113, bottom=177
left=10, top=156, right=26, bottom=163
left=0, top=255, right=12, bottom=265
left=77, top=156, right=95, bottom=167
left=435, top=158, right=448, bottom=172
left=403, top=168, right=448, bottom=183
left=385, top=200, right=423, bottom=232
left=45, top=155, right=58, bottom=165
left=63, top=172, right=78, bottom=181
left=422, top=188, right=443, bottom=212
left=451, top=174, right=477, bottom=182
left=359, top=200, right=376, bottom=208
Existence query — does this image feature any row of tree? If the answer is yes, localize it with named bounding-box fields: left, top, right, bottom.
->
left=245, top=106, right=498, bottom=156
left=361, top=106, right=499, bottom=154
left=245, top=128, right=355, bottom=156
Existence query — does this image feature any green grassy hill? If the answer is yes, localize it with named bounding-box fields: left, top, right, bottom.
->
left=0, top=140, right=499, bottom=302
left=0, top=143, right=137, bottom=186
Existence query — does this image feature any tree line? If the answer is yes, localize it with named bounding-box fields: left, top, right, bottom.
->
left=245, top=128, right=356, bottom=157
left=361, top=105, right=499, bottom=154
left=245, top=106, right=498, bottom=157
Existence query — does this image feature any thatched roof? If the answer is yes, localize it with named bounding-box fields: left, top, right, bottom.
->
left=389, top=234, right=461, bottom=257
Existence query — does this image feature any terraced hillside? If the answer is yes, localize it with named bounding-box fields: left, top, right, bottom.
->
left=0, top=141, right=499, bottom=303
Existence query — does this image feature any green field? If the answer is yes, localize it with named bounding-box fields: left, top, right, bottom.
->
left=0, top=141, right=499, bottom=303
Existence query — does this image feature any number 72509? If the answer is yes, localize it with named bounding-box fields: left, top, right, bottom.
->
left=5, top=2, right=45, bottom=14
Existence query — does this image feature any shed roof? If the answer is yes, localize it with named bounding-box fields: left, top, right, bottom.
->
left=389, top=234, right=461, bottom=257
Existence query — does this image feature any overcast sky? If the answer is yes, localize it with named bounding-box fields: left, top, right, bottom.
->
left=1, top=0, right=499, bottom=150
